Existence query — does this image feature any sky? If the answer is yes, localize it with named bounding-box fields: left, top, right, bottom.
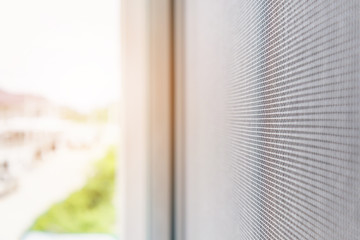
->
left=0, top=0, right=120, bottom=112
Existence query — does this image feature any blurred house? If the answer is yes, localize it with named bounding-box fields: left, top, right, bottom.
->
left=0, top=90, right=59, bottom=120
left=0, top=89, right=104, bottom=196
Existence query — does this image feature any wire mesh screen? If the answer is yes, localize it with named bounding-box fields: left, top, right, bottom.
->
left=182, top=1, right=360, bottom=239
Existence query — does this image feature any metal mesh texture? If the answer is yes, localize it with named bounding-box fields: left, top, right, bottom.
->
left=182, top=1, right=360, bottom=239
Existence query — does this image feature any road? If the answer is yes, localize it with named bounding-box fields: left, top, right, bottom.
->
left=0, top=132, right=116, bottom=240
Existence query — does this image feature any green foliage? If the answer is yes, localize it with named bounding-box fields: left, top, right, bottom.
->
left=31, top=148, right=117, bottom=233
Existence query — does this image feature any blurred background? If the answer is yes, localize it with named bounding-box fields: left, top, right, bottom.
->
left=0, top=0, right=120, bottom=239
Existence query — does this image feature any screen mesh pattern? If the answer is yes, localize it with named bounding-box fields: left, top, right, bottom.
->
left=228, top=0, right=360, bottom=239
